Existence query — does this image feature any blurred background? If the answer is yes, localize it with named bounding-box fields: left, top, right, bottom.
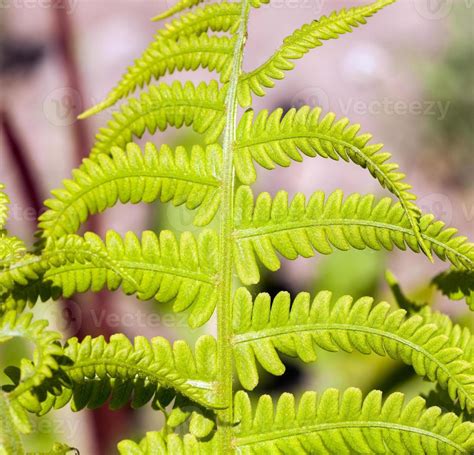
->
left=1, top=0, right=473, bottom=453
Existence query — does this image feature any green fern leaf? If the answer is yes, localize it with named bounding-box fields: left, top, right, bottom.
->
left=0, top=183, right=9, bottom=230
left=89, top=81, right=226, bottom=159
left=233, top=187, right=474, bottom=285
left=233, top=388, right=474, bottom=453
left=35, top=334, right=219, bottom=414
left=237, top=0, right=395, bottom=107
left=0, top=311, right=63, bottom=413
left=235, top=106, right=431, bottom=260
left=152, top=0, right=206, bottom=22
left=118, top=430, right=217, bottom=455
left=232, top=288, right=474, bottom=411
left=157, top=2, right=241, bottom=40
left=38, top=142, right=222, bottom=240
left=0, top=234, right=137, bottom=292
left=0, top=235, right=27, bottom=269
left=0, top=393, right=26, bottom=455
left=2, top=230, right=218, bottom=328
left=433, top=270, right=474, bottom=311
left=79, top=35, right=234, bottom=118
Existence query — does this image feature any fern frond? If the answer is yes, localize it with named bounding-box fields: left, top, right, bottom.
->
left=0, top=393, right=26, bottom=454
left=0, top=235, right=27, bottom=269
left=89, top=81, right=226, bottom=159
left=118, top=430, right=217, bottom=455
left=235, top=106, right=431, bottom=260
left=233, top=388, right=474, bottom=454
left=79, top=35, right=234, bottom=118
left=0, top=183, right=9, bottom=229
left=433, top=270, right=474, bottom=311
left=0, top=233, right=137, bottom=291
left=237, top=0, right=395, bottom=107
left=34, top=334, right=219, bottom=414
left=157, top=2, right=241, bottom=40
left=152, top=0, right=206, bottom=22
left=233, top=187, right=474, bottom=285
left=38, top=142, right=222, bottom=240
left=2, top=230, right=218, bottom=328
left=0, top=311, right=63, bottom=412
left=232, top=288, right=474, bottom=411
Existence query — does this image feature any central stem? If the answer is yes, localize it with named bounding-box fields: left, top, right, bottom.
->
left=217, top=0, right=250, bottom=452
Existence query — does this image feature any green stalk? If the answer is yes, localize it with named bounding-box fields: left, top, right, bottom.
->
left=217, top=0, right=250, bottom=452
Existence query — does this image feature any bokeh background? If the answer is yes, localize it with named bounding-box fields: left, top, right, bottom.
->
left=1, top=0, right=473, bottom=453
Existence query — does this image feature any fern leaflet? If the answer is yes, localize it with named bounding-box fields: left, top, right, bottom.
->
left=89, top=81, right=226, bottom=159
left=2, top=230, right=218, bottom=328
left=38, top=142, right=222, bottom=240
left=79, top=35, right=234, bottom=118
left=232, top=288, right=474, bottom=411
left=233, top=187, right=474, bottom=285
left=156, top=2, right=241, bottom=40
left=31, top=334, right=219, bottom=414
left=233, top=388, right=474, bottom=453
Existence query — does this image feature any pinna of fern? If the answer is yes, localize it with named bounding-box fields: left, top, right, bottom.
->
left=1, top=0, right=473, bottom=453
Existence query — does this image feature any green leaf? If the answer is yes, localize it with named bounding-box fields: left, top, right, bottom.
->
left=235, top=106, right=431, bottom=260
left=38, top=142, right=222, bottom=240
left=2, top=230, right=218, bottom=328
left=433, top=270, right=474, bottom=310
left=37, top=334, right=219, bottom=414
left=232, top=288, right=473, bottom=411
left=233, top=187, right=474, bottom=285
left=0, top=311, right=63, bottom=413
left=238, top=0, right=396, bottom=106
left=79, top=35, right=234, bottom=118
left=157, top=2, right=241, bottom=40
left=89, top=81, right=226, bottom=159
left=234, top=388, right=474, bottom=453
left=117, top=430, right=217, bottom=454
left=0, top=184, right=9, bottom=230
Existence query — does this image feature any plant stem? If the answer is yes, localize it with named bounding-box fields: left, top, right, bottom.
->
left=217, top=0, right=250, bottom=452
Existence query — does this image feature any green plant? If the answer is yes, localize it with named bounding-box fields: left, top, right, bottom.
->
left=1, top=0, right=473, bottom=453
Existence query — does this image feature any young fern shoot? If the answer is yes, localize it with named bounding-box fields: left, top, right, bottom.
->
left=0, top=0, right=473, bottom=453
